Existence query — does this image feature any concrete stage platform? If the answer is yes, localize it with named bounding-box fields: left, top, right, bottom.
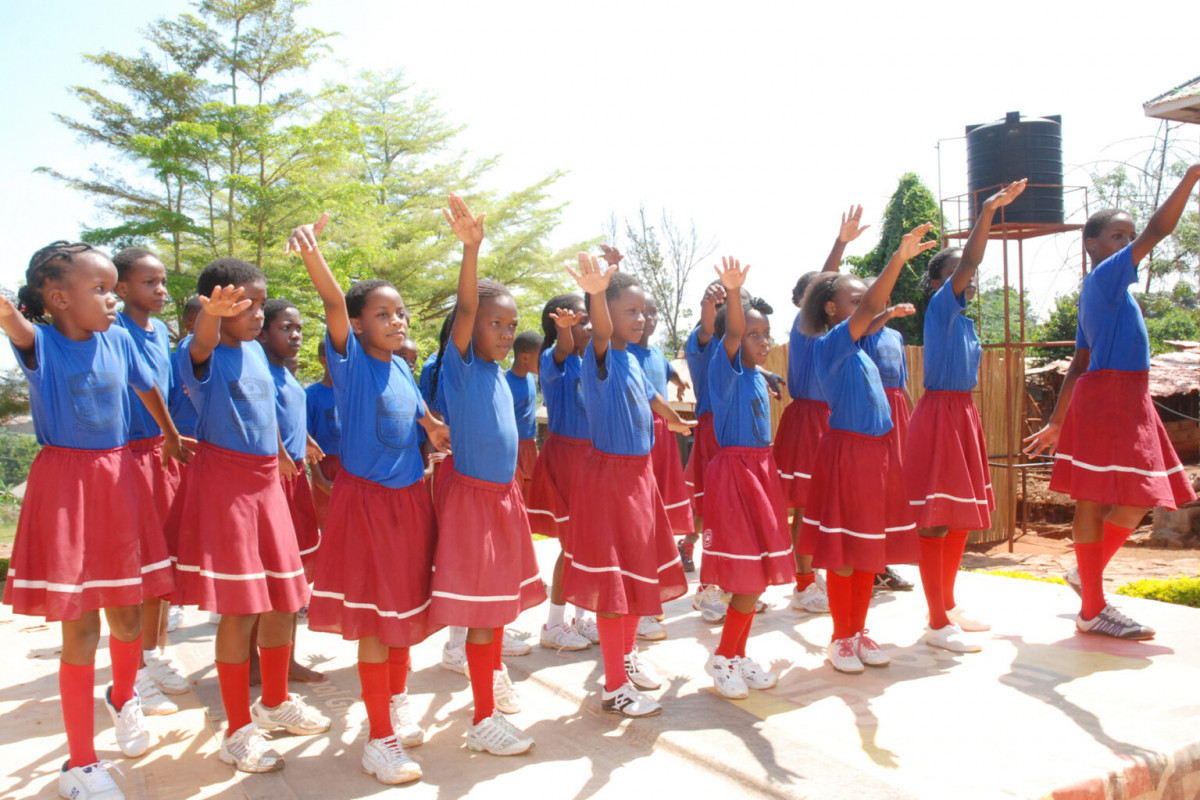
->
left=3, top=540, right=1200, bottom=800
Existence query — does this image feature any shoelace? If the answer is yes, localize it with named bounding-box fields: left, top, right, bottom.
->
left=79, top=760, right=124, bottom=788
left=377, top=736, right=409, bottom=760
left=836, top=639, right=857, bottom=658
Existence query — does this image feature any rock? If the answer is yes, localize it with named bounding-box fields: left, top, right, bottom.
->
left=1148, top=505, right=1200, bottom=548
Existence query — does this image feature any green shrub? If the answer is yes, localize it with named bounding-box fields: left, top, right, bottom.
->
left=975, top=569, right=1066, bottom=585
left=0, top=432, right=40, bottom=486
left=1115, top=576, right=1200, bottom=608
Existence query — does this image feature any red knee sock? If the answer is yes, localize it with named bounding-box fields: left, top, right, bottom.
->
left=108, top=634, right=141, bottom=711
left=919, top=536, right=949, bottom=629
left=597, top=616, right=627, bottom=692
left=622, top=614, right=639, bottom=654
left=737, top=607, right=756, bottom=657
left=258, top=643, right=291, bottom=708
left=825, top=572, right=855, bottom=641
left=358, top=661, right=392, bottom=740
left=717, top=606, right=753, bottom=658
left=850, top=571, right=874, bottom=634
left=492, top=627, right=504, bottom=671
left=1075, top=541, right=1106, bottom=619
left=795, top=572, right=815, bottom=591
left=465, top=641, right=494, bottom=724
left=60, top=661, right=98, bottom=768
left=216, top=659, right=252, bottom=733
left=1101, top=520, right=1133, bottom=569
left=387, top=648, right=410, bottom=696
left=943, top=530, right=969, bottom=611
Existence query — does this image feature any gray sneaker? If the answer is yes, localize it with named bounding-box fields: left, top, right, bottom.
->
left=1076, top=605, right=1155, bottom=640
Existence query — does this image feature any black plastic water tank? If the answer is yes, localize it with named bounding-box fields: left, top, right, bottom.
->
left=965, top=112, right=1064, bottom=225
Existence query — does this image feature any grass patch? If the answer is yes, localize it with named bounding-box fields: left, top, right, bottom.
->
left=1116, top=576, right=1200, bottom=609
left=975, top=569, right=1066, bottom=585
left=0, top=522, right=15, bottom=547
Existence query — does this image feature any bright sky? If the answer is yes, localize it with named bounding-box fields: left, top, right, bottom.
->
left=4, top=0, right=1200, bottom=368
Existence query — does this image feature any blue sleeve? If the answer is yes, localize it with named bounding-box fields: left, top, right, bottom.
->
left=822, top=321, right=858, bottom=372
left=326, top=329, right=352, bottom=389
left=539, top=348, right=562, bottom=391
left=1088, top=245, right=1137, bottom=306
left=181, top=337, right=211, bottom=397
left=122, top=331, right=156, bottom=394
left=709, top=337, right=741, bottom=404
left=306, top=386, right=320, bottom=436
left=12, top=326, right=44, bottom=386
left=926, top=282, right=967, bottom=338
left=1075, top=321, right=1088, bottom=349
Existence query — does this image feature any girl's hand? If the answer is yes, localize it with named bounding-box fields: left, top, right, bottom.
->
left=701, top=283, right=727, bottom=309
left=162, top=434, right=194, bottom=468
left=278, top=456, right=300, bottom=480
left=675, top=379, right=689, bottom=403
left=198, top=285, right=252, bottom=318
left=443, top=193, right=486, bottom=247
left=838, top=205, right=870, bottom=243
left=549, top=307, right=582, bottom=330
left=667, top=417, right=697, bottom=436
left=1022, top=422, right=1060, bottom=458
left=888, top=303, right=917, bottom=319
left=305, top=438, right=325, bottom=465
left=0, top=295, right=20, bottom=323
left=895, top=223, right=938, bottom=263
left=285, top=212, right=329, bottom=255
left=762, top=370, right=784, bottom=400
left=599, top=244, right=624, bottom=268
left=425, top=417, right=451, bottom=453
left=567, top=252, right=616, bottom=295
left=984, top=179, right=1028, bottom=211
left=713, top=256, right=750, bottom=293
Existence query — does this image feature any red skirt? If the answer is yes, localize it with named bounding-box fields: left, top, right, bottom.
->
left=699, top=447, right=794, bottom=594
left=905, top=391, right=994, bottom=530
left=772, top=399, right=831, bottom=509
left=308, top=471, right=442, bottom=647
left=166, top=443, right=309, bottom=616
left=3, top=445, right=174, bottom=621
left=429, top=457, right=546, bottom=628
left=281, top=462, right=321, bottom=582
left=799, top=429, right=918, bottom=573
left=651, top=413, right=695, bottom=535
left=129, top=436, right=182, bottom=599
left=515, top=438, right=538, bottom=504
left=311, top=454, right=342, bottom=529
left=884, top=387, right=911, bottom=461
left=683, top=413, right=719, bottom=516
left=526, top=433, right=590, bottom=538
left=1051, top=370, right=1196, bottom=510
left=563, top=449, right=688, bottom=615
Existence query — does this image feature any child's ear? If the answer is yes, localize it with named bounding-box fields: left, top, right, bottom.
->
left=824, top=299, right=837, bottom=319
left=349, top=317, right=364, bottom=336
left=46, top=284, right=69, bottom=313
left=114, top=281, right=129, bottom=300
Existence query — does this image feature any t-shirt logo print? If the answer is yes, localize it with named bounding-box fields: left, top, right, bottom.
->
left=375, top=394, right=416, bottom=454
left=627, top=385, right=653, bottom=433
left=68, top=371, right=119, bottom=432
left=324, top=406, right=341, bottom=438
left=229, top=378, right=273, bottom=431
left=751, top=395, right=771, bottom=447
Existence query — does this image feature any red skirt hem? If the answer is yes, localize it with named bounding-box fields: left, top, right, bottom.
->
left=772, top=399, right=830, bottom=509
left=683, top=414, right=719, bottom=516
left=652, top=413, right=695, bottom=535
left=526, top=433, right=590, bottom=538
left=281, top=463, right=321, bottom=582
left=904, top=391, right=994, bottom=530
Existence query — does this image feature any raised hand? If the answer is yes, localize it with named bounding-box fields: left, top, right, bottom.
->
left=285, top=212, right=329, bottom=255
left=712, top=256, right=751, bottom=293
left=838, top=205, right=870, bottom=243
left=600, top=244, right=625, bottom=268
left=549, top=307, right=582, bottom=329
left=567, top=252, right=616, bottom=295
left=896, top=223, right=938, bottom=262
left=984, top=179, right=1028, bottom=211
left=443, top=193, right=486, bottom=247
left=701, top=282, right=727, bottom=309
left=888, top=303, right=917, bottom=319
left=198, top=285, right=252, bottom=317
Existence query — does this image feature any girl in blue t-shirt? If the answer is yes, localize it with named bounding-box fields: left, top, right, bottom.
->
left=290, top=214, right=449, bottom=783
left=1026, top=165, right=1200, bottom=641
left=797, top=224, right=934, bottom=674
left=0, top=241, right=188, bottom=800
left=165, top=258, right=329, bottom=774
left=905, top=180, right=1024, bottom=653
left=305, top=337, right=341, bottom=527
left=428, top=194, right=546, bottom=756
left=563, top=256, right=694, bottom=718
left=700, top=258, right=794, bottom=700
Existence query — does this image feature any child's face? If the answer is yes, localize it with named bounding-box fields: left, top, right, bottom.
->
left=1086, top=213, right=1136, bottom=266
left=569, top=306, right=592, bottom=352
left=54, top=252, right=120, bottom=332
left=609, top=286, right=646, bottom=345
left=396, top=340, right=419, bottom=371
left=741, top=310, right=772, bottom=367
left=643, top=298, right=659, bottom=340
left=930, top=252, right=977, bottom=301
left=116, top=256, right=169, bottom=315
left=516, top=349, right=539, bottom=374
left=473, top=294, right=519, bottom=363
left=352, top=285, right=409, bottom=354
left=825, top=277, right=866, bottom=328
left=183, top=308, right=200, bottom=335
left=222, top=279, right=267, bottom=342
left=259, top=306, right=302, bottom=361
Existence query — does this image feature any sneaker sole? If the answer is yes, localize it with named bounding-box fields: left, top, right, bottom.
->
left=1077, top=626, right=1155, bottom=641
left=255, top=720, right=332, bottom=736
left=923, top=638, right=982, bottom=653
left=602, top=701, right=662, bottom=718
left=538, top=639, right=590, bottom=652
left=826, top=659, right=864, bottom=674
left=466, top=739, right=534, bottom=755
left=636, top=631, right=668, bottom=641
left=219, top=751, right=284, bottom=773
left=363, top=763, right=422, bottom=784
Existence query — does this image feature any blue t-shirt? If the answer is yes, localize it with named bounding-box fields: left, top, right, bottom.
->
left=269, top=363, right=307, bottom=462
left=168, top=340, right=199, bottom=438
left=418, top=352, right=438, bottom=410
left=582, top=342, right=657, bottom=456
left=440, top=343, right=518, bottom=484
left=786, top=315, right=826, bottom=402
left=539, top=347, right=589, bottom=440
left=813, top=320, right=892, bottom=437
left=860, top=327, right=908, bottom=390
left=114, top=313, right=173, bottom=441
left=1076, top=244, right=1150, bottom=372
left=505, top=370, right=538, bottom=440
left=685, top=327, right=717, bottom=417
left=305, top=382, right=341, bottom=458
left=922, top=283, right=983, bottom=392
left=709, top=339, right=772, bottom=448
left=326, top=331, right=426, bottom=489
left=182, top=338, right=278, bottom=456
left=14, top=325, right=155, bottom=450
left=629, top=343, right=674, bottom=399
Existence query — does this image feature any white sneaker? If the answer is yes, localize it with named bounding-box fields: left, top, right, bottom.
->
left=736, top=655, right=778, bottom=689
left=704, top=654, right=749, bottom=699
left=826, top=637, right=864, bottom=673
left=923, top=623, right=982, bottom=653
left=135, top=670, right=178, bottom=716
left=947, top=606, right=991, bottom=632
left=854, top=631, right=890, bottom=666
left=145, top=652, right=189, bottom=695
left=1076, top=604, right=1156, bottom=640
left=362, top=735, right=422, bottom=784
left=390, top=692, right=425, bottom=747
left=166, top=606, right=185, bottom=633
left=624, top=650, right=662, bottom=690
left=104, top=686, right=149, bottom=758
left=636, top=616, right=667, bottom=641
left=691, top=585, right=729, bottom=623
left=572, top=616, right=600, bottom=644
left=791, top=582, right=830, bottom=613
left=466, top=711, right=534, bottom=755
left=219, top=722, right=283, bottom=773
left=501, top=630, right=531, bottom=657
left=250, top=695, right=331, bottom=735
left=601, top=682, right=662, bottom=717
left=441, top=643, right=467, bottom=674
left=492, top=667, right=521, bottom=714
left=1064, top=567, right=1083, bottom=597
left=540, top=622, right=591, bottom=651
left=58, top=759, right=124, bottom=800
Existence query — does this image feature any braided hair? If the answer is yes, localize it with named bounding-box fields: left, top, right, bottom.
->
left=714, top=296, right=775, bottom=340
left=540, top=293, right=584, bottom=350
left=799, top=272, right=860, bottom=336
left=919, top=247, right=962, bottom=298
left=18, top=241, right=99, bottom=323
left=429, top=279, right=513, bottom=408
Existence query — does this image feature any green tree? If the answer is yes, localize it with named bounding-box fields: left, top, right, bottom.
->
left=971, top=278, right=1035, bottom=345
left=1032, top=290, right=1078, bottom=361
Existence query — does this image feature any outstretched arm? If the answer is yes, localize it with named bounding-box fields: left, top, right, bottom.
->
left=0, top=296, right=35, bottom=360
left=821, top=204, right=870, bottom=272
left=713, top=256, right=750, bottom=362
left=190, top=286, right=251, bottom=370
left=550, top=307, right=582, bottom=365
left=445, top=194, right=486, bottom=358
left=567, top=253, right=616, bottom=361
left=697, top=283, right=724, bottom=347
left=134, top=386, right=192, bottom=467
left=287, top=212, right=350, bottom=356
left=650, top=394, right=696, bottom=435
left=1132, top=164, right=1200, bottom=265
left=864, top=303, right=917, bottom=338
left=848, top=223, right=937, bottom=341
left=951, top=179, right=1027, bottom=297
